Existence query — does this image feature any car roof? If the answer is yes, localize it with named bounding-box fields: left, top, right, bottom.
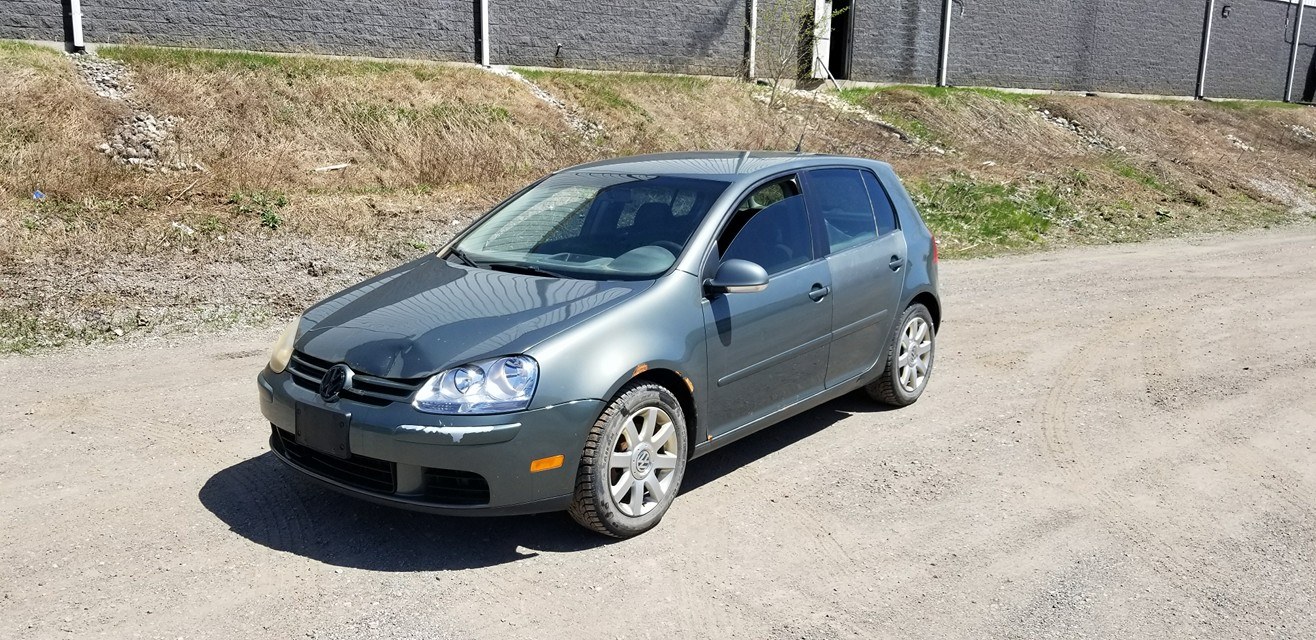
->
left=561, top=151, right=892, bottom=183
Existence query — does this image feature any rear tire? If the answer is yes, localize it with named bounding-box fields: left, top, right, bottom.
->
left=569, top=382, right=688, bottom=538
left=865, top=304, right=935, bottom=406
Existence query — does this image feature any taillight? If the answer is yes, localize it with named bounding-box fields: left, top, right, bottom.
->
left=932, top=234, right=939, bottom=263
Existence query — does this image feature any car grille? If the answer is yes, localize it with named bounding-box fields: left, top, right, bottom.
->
left=271, top=427, right=492, bottom=507
left=423, top=468, right=491, bottom=506
left=271, top=426, right=396, bottom=494
left=286, top=351, right=424, bottom=406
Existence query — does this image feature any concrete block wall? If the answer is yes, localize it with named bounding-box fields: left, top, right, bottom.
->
left=848, top=0, right=1315, bottom=102
left=1, top=0, right=64, bottom=41
left=2, top=0, right=1314, bottom=102
left=489, top=0, right=744, bottom=74
left=1209, top=0, right=1313, bottom=100
left=850, top=0, right=941, bottom=85
left=79, top=0, right=474, bottom=62
left=941, top=0, right=1203, bottom=96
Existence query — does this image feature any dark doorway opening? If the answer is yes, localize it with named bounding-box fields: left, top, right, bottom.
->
left=829, top=0, right=855, bottom=79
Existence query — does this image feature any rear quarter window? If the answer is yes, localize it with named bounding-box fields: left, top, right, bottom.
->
left=861, top=170, right=898, bottom=236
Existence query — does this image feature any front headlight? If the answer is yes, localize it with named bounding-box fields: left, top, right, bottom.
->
left=413, top=355, right=539, bottom=415
left=268, top=317, right=300, bottom=373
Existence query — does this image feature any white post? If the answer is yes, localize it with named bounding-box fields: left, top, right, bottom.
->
left=812, top=0, right=833, bottom=79
left=747, top=0, right=758, bottom=78
left=1196, top=0, right=1216, bottom=99
left=479, top=0, right=490, bottom=66
left=1285, top=0, right=1307, bottom=102
left=937, top=0, right=952, bottom=86
left=69, top=0, right=85, bottom=51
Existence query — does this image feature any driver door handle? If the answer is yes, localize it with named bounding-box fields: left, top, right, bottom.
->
left=808, top=285, right=831, bottom=302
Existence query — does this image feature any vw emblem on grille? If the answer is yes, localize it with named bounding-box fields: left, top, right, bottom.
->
left=319, top=364, right=354, bottom=402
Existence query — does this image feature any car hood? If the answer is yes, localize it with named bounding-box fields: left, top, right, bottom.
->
left=296, top=255, right=649, bottom=379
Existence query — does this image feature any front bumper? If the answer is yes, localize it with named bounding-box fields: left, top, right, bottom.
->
left=258, top=367, right=603, bottom=516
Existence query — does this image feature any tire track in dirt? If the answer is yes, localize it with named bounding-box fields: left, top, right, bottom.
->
left=1035, top=316, right=1258, bottom=629
left=1139, top=318, right=1316, bottom=522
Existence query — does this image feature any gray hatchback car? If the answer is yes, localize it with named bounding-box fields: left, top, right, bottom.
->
left=258, top=151, right=940, bottom=537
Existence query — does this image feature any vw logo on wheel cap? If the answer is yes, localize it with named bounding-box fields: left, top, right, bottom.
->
left=319, top=364, right=354, bottom=402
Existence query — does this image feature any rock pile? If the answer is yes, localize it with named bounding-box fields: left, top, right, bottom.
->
left=69, top=53, right=133, bottom=100
left=68, top=51, right=203, bottom=173
left=1036, top=108, right=1117, bottom=151
left=96, top=113, right=200, bottom=172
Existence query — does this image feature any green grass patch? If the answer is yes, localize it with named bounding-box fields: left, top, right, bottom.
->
left=0, top=40, right=60, bottom=58
left=840, top=84, right=1034, bottom=105
left=0, top=309, right=90, bottom=354
left=1108, top=159, right=1166, bottom=191
left=836, top=88, right=937, bottom=141
left=1202, top=98, right=1307, bottom=111
left=514, top=69, right=650, bottom=115
left=228, top=190, right=287, bottom=230
left=912, top=174, right=1069, bottom=256
left=517, top=68, right=709, bottom=91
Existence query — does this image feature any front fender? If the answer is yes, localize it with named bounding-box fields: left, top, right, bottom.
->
left=526, top=271, right=708, bottom=422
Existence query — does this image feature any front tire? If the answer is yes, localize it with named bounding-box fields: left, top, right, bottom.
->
left=569, top=382, right=688, bottom=538
left=866, top=304, right=936, bottom=406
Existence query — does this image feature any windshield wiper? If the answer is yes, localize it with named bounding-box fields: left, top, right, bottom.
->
left=447, top=248, right=479, bottom=268
left=484, top=262, right=565, bottom=279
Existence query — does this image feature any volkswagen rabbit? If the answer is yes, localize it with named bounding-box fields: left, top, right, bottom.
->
left=258, top=151, right=940, bottom=537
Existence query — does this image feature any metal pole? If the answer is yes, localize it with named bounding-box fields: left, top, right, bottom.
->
left=479, top=0, right=490, bottom=66
left=937, top=0, right=953, bottom=87
left=1285, top=0, right=1307, bottom=102
left=65, top=0, right=85, bottom=52
left=1195, top=0, right=1216, bottom=100
left=747, top=0, right=758, bottom=78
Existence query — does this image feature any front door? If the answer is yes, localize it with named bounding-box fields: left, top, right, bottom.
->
left=702, top=175, right=833, bottom=439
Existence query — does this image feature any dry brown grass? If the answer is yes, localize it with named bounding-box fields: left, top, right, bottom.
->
left=2, top=43, right=1314, bottom=351
left=520, top=69, right=803, bottom=153
left=0, top=42, right=129, bottom=199
left=100, top=47, right=591, bottom=196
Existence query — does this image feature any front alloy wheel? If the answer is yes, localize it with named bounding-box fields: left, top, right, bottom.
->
left=570, top=382, right=688, bottom=537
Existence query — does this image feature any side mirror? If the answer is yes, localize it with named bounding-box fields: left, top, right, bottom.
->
left=704, top=259, right=769, bottom=295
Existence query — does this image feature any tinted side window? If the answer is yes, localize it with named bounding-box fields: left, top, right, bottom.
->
left=809, top=168, right=878, bottom=252
left=722, top=196, right=813, bottom=275
left=862, top=170, right=898, bottom=235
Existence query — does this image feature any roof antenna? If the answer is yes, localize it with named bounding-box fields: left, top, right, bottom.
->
left=793, top=132, right=805, bottom=153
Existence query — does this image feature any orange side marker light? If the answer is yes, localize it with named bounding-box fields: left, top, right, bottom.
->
left=530, top=455, right=565, bottom=473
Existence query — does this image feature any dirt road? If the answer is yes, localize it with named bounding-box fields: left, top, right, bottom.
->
left=4, top=226, right=1315, bottom=639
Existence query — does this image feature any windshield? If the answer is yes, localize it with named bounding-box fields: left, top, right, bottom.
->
left=454, top=172, right=730, bottom=280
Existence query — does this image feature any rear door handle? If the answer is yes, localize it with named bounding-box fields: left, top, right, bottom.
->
left=808, top=285, right=831, bottom=302
left=889, top=255, right=905, bottom=271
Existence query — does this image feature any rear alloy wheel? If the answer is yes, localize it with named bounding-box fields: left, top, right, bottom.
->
left=569, top=382, right=687, bottom=537
left=866, top=304, right=935, bottom=406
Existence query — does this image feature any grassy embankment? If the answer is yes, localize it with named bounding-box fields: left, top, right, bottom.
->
left=2, top=41, right=1314, bottom=351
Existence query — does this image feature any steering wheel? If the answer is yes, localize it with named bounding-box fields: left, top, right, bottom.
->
left=653, top=241, right=682, bottom=256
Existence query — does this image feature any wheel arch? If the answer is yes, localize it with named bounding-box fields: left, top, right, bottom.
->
left=605, top=366, right=700, bottom=458
left=908, top=290, right=941, bottom=330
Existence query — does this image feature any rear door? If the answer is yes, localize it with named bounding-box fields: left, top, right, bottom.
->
left=803, top=168, right=907, bottom=387
left=702, top=174, right=833, bottom=438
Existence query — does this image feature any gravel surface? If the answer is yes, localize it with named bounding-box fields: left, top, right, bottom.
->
left=2, top=226, right=1314, bottom=639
